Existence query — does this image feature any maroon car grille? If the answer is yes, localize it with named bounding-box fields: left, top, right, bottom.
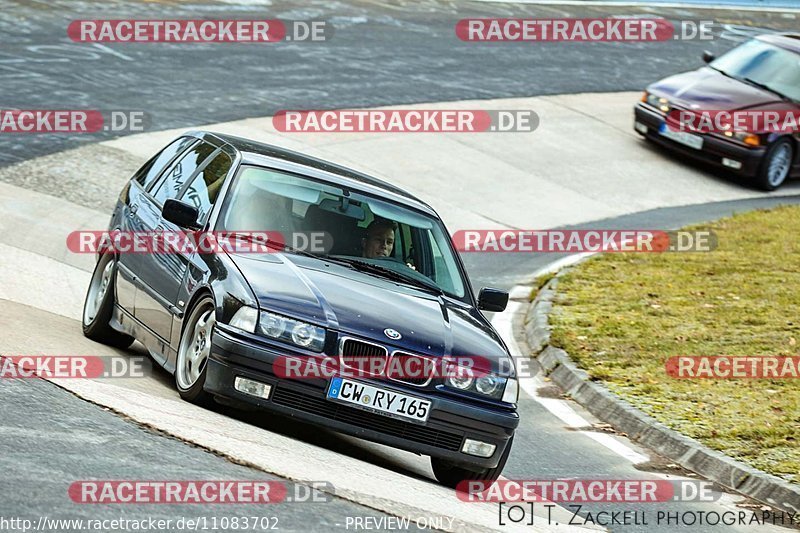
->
left=340, top=338, right=388, bottom=376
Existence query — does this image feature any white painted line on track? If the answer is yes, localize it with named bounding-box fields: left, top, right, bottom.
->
left=491, top=295, right=650, bottom=466
left=580, top=433, right=650, bottom=465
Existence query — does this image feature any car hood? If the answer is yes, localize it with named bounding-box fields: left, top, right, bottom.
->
left=227, top=252, right=511, bottom=370
left=649, top=67, right=792, bottom=111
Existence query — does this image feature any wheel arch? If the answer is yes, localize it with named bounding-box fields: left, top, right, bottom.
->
left=180, top=286, right=216, bottom=337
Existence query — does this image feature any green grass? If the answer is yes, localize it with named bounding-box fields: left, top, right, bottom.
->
left=529, top=271, right=557, bottom=302
left=549, top=206, right=800, bottom=483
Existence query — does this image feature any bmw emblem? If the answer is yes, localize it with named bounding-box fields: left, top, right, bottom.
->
left=384, top=328, right=402, bottom=340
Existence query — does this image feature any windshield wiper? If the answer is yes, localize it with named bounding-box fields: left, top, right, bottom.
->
left=706, top=66, right=796, bottom=104
left=708, top=65, right=733, bottom=78
left=742, top=77, right=792, bottom=102
left=325, top=256, right=444, bottom=295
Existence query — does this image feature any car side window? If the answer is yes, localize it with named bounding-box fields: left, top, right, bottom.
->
left=179, top=151, right=233, bottom=223
left=133, top=137, right=197, bottom=191
left=152, top=142, right=217, bottom=205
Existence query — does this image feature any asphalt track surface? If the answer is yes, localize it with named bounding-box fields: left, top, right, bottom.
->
left=2, top=1, right=800, bottom=532
left=1, top=0, right=799, bottom=166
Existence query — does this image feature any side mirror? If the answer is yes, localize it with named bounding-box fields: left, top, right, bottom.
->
left=478, top=287, right=509, bottom=312
left=162, top=199, right=200, bottom=229
left=702, top=51, right=715, bottom=64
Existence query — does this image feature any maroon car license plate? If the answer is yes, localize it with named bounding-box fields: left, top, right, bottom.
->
left=659, top=122, right=704, bottom=150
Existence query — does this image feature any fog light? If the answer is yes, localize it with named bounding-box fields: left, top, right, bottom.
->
left=462, top=439, right=496, bottom=458
left=634, top=121, right=648, bottom=134
left=234, top=376, right=272, bottom=399
left=722, top=158, right=743, bottom=170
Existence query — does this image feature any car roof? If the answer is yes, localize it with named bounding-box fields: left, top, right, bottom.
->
left=185, top=130, right=437, bottom=216
left=757, top=33, right=800, bottom=54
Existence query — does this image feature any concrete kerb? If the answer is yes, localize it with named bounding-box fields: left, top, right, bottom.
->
left=521, top=262, right=800, bottom=514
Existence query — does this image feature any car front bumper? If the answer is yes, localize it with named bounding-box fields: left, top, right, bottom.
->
left=634, top=103, right=765, bottom=177
left=204, top=326, right=519, bottom=470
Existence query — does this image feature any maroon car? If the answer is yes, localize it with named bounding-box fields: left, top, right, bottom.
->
left=634, top=33, right=800, bottom=190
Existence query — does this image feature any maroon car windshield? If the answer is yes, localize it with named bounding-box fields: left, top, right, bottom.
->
left=710, top=38, right=800, bottom=101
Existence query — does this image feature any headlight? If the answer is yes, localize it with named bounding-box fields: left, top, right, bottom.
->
left=228, top=306, right=258, bottom=333
left=476, top=374, right=503, bottom=396
left=260, top=312, right=286, bottom=337
left=724, top=130, right=761, bottom=147
left=644, top=92, right=671, bottom=113
left=444, top=362, right=514, bottom=402
left=445, top=366, right=474, bottom=390
left=259, top=311, right=326, bottom=352
left=291, top=322, right=320, bottom=348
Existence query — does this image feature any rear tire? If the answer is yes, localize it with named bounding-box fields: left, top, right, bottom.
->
left=755, top=138, right=793, bottom=191
left=82, top=254, right=135, bottom=349
left=431, top=436, right=514, bottom=489
left=175, top=296, right=216, bottom=406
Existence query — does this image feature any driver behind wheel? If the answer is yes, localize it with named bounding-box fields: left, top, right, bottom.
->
left=362, top=218, right=397, bottom=259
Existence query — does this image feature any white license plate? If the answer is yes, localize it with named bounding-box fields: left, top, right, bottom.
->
left=659, top=122, right=704, bottom=150
left=327, top=377, right=431, bottom=423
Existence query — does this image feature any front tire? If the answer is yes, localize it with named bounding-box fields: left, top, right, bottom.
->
left=175, top=296, right=216, bottom=405
left=755, top=138, right=793, bottom=191
left=431, top=436, right=514, bottom=489
left=82, top=254, right=135, bottom=349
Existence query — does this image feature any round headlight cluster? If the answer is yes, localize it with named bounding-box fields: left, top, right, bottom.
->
left=291, top=323, right=316, bottom=348
left=444, top=363, right=509, bottom=401
left=261, top=313, right=286, bottom=338
left=645, top=92, right=671, bottom=113
left=476, top=374, right=502, bottom=396
left=258, top=311, right=326, bottom=352
left=445, top=367, right=474, bottom=390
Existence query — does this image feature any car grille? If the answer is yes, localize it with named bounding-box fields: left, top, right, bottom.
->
left=271, top=386, right=464, bottom=451
left=340, top=338, right=388, bottom=376
left=388, top=352, right=435, bottom=387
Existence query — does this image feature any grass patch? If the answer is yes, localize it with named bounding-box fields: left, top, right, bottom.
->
left=529, top=270, right=557, bottom=302
left=549, top=205, right=800, bottom=483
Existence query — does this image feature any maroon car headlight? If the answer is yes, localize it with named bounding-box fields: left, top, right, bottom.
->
left=723, top=130, right=761, bottom=147
left=644, top=92, right=671, bottom=113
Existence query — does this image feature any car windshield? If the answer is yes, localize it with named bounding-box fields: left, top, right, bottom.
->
left=216, top=165, right=468, bottom=299
left=710, top=38, right=800, bottom=101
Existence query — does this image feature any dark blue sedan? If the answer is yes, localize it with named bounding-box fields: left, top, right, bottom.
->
left=82, top=131, right=519, bottom=487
